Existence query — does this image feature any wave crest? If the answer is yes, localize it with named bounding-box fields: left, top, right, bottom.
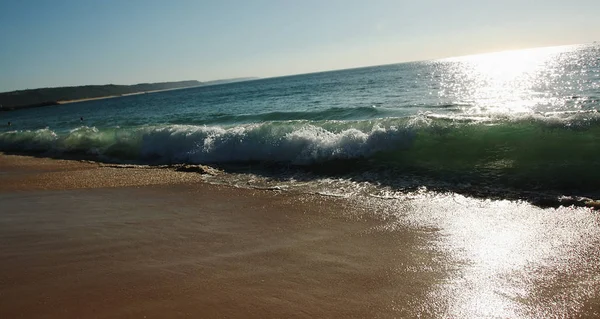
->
left=139, top=123, right=414, bottom=164
left=2, top=115, right=600, bottom=194
left=0, top=122, right=415, bottom=164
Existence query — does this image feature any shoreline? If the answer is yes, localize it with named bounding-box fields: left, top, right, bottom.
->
left=0, top=153, right=444, bottom=318
left=56, top=85, right=204, bottom=105
left=56, top=93, right=137, bottom=104
left=0, top=148, right=597, bottom=210
left=0, top=84, right=204, bottom=111
left=0, top=153, right=599, bottom=318
left=1, top=77, right=259, bottom=110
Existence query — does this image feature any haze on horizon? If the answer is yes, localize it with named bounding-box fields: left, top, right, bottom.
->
left=1, top=0, right=598, bottom=92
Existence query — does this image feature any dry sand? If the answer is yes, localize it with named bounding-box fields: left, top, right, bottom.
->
left=0, top=153, right=599, bottom=318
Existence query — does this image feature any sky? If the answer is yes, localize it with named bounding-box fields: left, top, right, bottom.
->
left=1, top=0, right=599, bottom=92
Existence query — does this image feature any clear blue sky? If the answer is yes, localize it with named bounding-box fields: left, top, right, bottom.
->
left=1, top=0, right=598, bottom=92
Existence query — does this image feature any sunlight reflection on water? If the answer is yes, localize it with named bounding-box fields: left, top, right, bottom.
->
left=430, top=45, right=597, bottom=115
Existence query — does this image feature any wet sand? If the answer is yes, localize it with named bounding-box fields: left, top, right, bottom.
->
left=0, top=153, right=599, bottom=318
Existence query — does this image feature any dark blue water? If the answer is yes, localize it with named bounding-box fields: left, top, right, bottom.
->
left=1, top=44, right=599, bottom=202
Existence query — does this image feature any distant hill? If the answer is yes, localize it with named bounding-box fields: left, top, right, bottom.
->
left=0, top=80, right=202, bottom=110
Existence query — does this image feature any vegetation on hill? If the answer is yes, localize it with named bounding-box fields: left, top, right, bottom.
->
left=0, top=80, right=201, bottom=110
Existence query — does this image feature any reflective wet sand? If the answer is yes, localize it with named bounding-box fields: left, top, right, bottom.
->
left=361, top=194, right=600, bottom=317
left=0, top=154, right=598, bottom=318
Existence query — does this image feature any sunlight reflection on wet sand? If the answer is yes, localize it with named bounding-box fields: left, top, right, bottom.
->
left=370, top=193, right=600, bottom=318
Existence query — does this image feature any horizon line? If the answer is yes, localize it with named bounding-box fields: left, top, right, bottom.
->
left=2, top=42, right=593, bottom=94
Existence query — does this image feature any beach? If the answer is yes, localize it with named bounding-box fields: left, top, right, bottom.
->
left=56, top=88, right=184, bottom=105
left=0, top=153, right=442, bottom=318
left=2, top=0, right=599, bottom=316
left=56, top=94, right=134, bottom=105
left=1, top=153, right=599, bottom=318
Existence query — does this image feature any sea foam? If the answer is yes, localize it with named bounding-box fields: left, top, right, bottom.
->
left=0, top=121, right=415, bottom=164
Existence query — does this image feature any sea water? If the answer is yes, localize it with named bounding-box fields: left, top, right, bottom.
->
left=1, top=44, right=599, bottom=204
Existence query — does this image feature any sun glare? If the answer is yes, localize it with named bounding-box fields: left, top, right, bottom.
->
left=436, top=46, right=576, bottom=114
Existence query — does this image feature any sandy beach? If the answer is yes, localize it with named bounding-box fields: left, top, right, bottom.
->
left=57, top=91, right=157, bottom=105
left=0, top=153, right=599, bottom=318
left=56, top=86, right=202, bottom=105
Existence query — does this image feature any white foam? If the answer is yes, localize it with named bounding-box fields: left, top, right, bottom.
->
left=138, top=123, right=415, bottom=164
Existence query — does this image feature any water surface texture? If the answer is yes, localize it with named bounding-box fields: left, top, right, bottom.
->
left=1, top=45, right=600, bottom=318
left=2, top=44, right=599, bottom=202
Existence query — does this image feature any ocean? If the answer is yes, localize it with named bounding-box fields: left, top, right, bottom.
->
left=1, top=44, right=599, bottom=206
left=1, top=44, right=600, bottom=318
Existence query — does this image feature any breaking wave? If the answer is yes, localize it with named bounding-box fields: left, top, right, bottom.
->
left=2, top=112, right=600, bottom=195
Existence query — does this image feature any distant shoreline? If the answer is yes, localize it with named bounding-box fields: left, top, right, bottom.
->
left=0, top=85, right=204, bottom=110
left=57, top=94, right=128, bottom=104
left=0, top=78, right=257, bottom=111
left=56, top=86, right=201, bottom=105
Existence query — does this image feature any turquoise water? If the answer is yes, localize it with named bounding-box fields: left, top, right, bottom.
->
left=1, top=44, right=599, bottom=202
